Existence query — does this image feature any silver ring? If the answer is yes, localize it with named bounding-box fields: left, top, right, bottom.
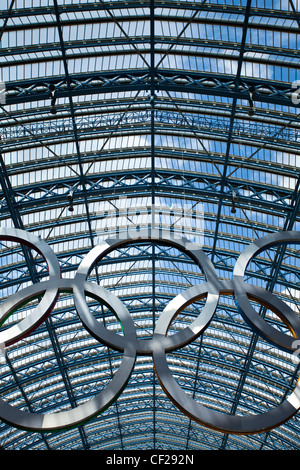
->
left=0, top=278, right=136, bottom=432
left=152, top=279, right=300, bottom=434
left=0, top=228, right=60, bottom=346
left=74, top=229, right=220, bottom=354
left=233, top=231, right=300, bottom=352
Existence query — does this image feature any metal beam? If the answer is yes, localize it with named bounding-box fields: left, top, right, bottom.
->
left=0, top=1, right=299, bottom=21
left=5, top=70, right=299, bottom=108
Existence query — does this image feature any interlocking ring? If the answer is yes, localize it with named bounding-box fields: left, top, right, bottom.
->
left=0, top=229, right=136, bottom=432
left=74, top=229, right=220, bottom=354
left=0, top=227, right=299, bottom=434
left=0, top=228, right=60, bottom=347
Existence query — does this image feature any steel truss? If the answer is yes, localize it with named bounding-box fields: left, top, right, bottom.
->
left=4, top=70, right=300, bottom=107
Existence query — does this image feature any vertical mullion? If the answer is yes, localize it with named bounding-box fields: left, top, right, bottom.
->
left=150, top=0, right=156, bottom=451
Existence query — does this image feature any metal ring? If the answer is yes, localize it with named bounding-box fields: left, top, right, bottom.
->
left=152, top=280, right=300, bottom=434
left=73, top=278, right=137, bottom=353
left=75, top=228, right=219, bottom=354
left=0, top=228, right=60, bottom=346
left=233, top=231, right=300, bottom=352
left=0, top=278, right=137, bottom=432
left=138, top=282, right=219, bottom=354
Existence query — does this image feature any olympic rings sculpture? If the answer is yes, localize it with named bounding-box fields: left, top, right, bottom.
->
left=0, top=227, right=300, bottom=435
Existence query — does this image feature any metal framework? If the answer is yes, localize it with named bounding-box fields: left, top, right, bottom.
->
left=0, top=0, right=300, bottom=450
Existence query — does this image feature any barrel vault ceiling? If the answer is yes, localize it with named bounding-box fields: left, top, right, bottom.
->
left=0, top=0, right=300, bottom=450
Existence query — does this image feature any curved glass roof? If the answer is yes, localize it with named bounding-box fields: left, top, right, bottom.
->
left=0, top=0, right=300, bottom=451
